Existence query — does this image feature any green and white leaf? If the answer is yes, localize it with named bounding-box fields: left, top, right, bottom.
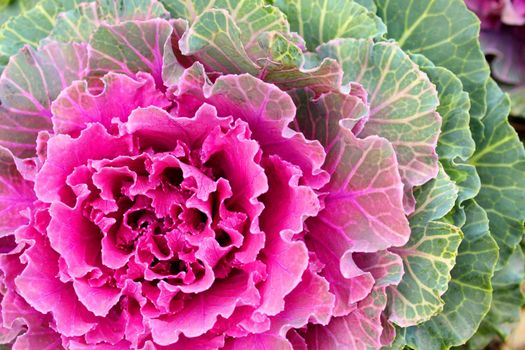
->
left=48, top=0, right=169, bottom=43
left=509, top=87, right=525, bottom=118
left=160, top=0, right=288, bottom=52
left=467, top=247, right=524, bottom=349
left=410, top=54, right=475, bottom=162
left=0, top=0, right=89, bottom=67
left=387, top=167, right=462, bottom=327
left=375, top=0, right=490, bottom=120
left=273, top=0, right=385, bottom=50
left=400, top=200, right=498, bottom=350
left=470, top=80, right=525, bottom=269
left=179, top=8, right=260, bottom=75
left=410, top=53, right=480, bottom=226
left=0, top=0, right=39, bottom=26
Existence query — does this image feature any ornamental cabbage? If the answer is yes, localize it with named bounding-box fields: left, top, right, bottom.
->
left=0, top=1, right=523, bottom=350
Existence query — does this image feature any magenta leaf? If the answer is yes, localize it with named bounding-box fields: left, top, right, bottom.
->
left=51, top=72, right=170, bottom=137
left=171, top=65, right=329, bottom=189
left=34, top=123, right=133, bottom=203
left=15, top=233, right=98, bottom=337
left=0, top=147, right=35, bottom=236
left=150, top=272, right=260, bottom=346
left=304, top=127, right=409, bottom=316
left=255, top=155, right=321, bottom=317
left=269, top=269, right=335, bottom=336
left=311, top=130, right=409, bottom=252
left=224, top=333, right=293, bottom=350
left=305, top=288, right=388, bottom=350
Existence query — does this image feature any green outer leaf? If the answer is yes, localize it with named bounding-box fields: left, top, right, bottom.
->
left=401, top=200, right=498, bottom=350
left=375, top=0, right=490, bottom=120
left=387, top=167, right=461, bottom=327
left=467, top=247, right=525, bottom=349
left=355, top=0, right=376, bottom=11
left=409, top=53, right=480, bottom=226
left=440, top=160, right=480, bottom=210
left=0, top=0, right=60, bottom=65
left=160, top=0, right=289, bottom=51
left=48, top=2, right=98, bottom=42
left=470, top=80, right=525, bottom=269
left=49, top=0, right=170, bottom=43
left=179, top=8, right=260, bottom=75
left=161, top=0, right=343, bottom=92
left=256, top=31, right=303, bottom=67
left=388, top=221, right=462, bottom=328
left=0, top=0, right=39, bottom=26
left=408, top=165, right=458, bottom=227
left=0, top=0, right=88, bottom=67
left=410, top=54, right=475, bottom=162
left=274, top=0, right=385, bottom=50
left=509, top=87, right=525, bottom=118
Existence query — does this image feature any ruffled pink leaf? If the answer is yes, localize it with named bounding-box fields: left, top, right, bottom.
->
left=72, top=279, right=121, bottom=318
left=140, top=334, right=225, bottom=350
left=208, top=74, right=328, bottom=189
left=224, top=333, right=293, bottom=350
left=172, top=65, right=329, bottom=189
left=200, top=118, right=268, bottom=222
left=15, top=234, right=98, bottom=337
left=83, top=306, right=126, bottom=345
left=0, top=147, right=35, bottom=236
left=52, top=72, right=170, bottom=137
left=254, top=155, right=321, bottom=316
left=150, top=272, right=260, bottom=345
left=311, top=129, right=409, bottom=252
left=47, top=200, right=102, bottom=279
left=287, top=330, right=308, bottom=350
left=256, top=237, right=308, bottom=317
left=0, top=246, right=61, bottom=350
left=305, top=129, right=408, bottom=315
left=304, top=232, right=374, bottom=316
left=0, top=42, right=88, bottom=157
left=305, top=288, right=388, bottom=350
left=270, top=269, right=335, bottom=336
left=35, top=123, right=133, bottom=203
left=124, top=104, right=231, bottom=152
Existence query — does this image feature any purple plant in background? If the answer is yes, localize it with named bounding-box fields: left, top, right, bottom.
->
left=466, top=0, right=525, bottom=117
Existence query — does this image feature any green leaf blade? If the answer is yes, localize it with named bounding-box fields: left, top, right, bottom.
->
left=375, top=0, right=490, bottom=120
left=274, top=0, right=385, bottom=50
left=402, top=200, right=498, bottom=350
left=470, top=80, right=525, bottom=269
